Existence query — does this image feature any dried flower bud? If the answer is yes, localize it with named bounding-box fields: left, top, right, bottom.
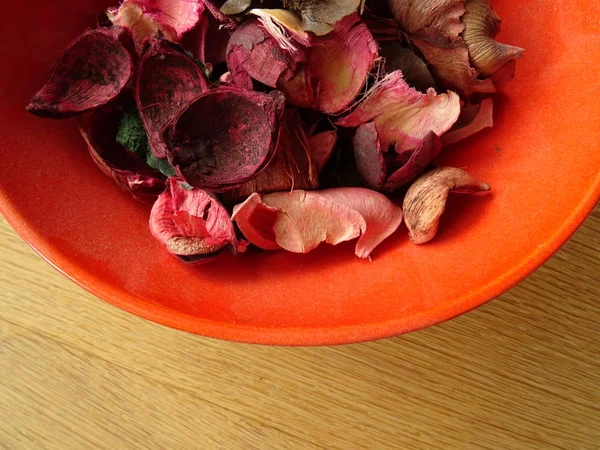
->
left=136, top=34, right=209, bottom=159
left=78, top=106, right=165, bottom=203
left=26, top=27, right=135, bottom=118
left=283, top=0, right=365, bottom=36
left=462, top=0, right=524, bottom=77
left=442, top=98, right=493, bottom=146
left=232, top=188, right=403, bottom=258
left=150, top=178, right=239, bottom=262
left=403, top=167, right=490, bottom=244
left=108, top=0, right=203, bottom=50
left=163, top=87, right=286, bottom=190
left=386, top=0, right=466, bottom=39
left=337, top=71, right=461, bottom=153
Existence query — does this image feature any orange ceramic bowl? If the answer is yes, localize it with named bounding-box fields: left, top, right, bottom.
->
left=1, top=1, right=599, bottom=345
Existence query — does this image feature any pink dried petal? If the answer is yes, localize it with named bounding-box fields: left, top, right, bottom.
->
left=78, top=107, right=165, bottom=203
left=136, top=35, right=209, bottom=159
left=442, top=98, right=493, bottom=146
left=232, top=188, right=403, bottom=258
left=226, top=19, right=304, bottom=89
left=283, top=0, right=365, bottom=36
left=309, top=130, right=338, bottom=174
left=353, top=122, right=387, bottom=190
left=307, top=14, right=378, bottom=114
left=150, top=178, right=238, bottom=261
left=163, top=87, right=285, bottom=190
left=386, top=0, right=466, bottom=39
left=26, top=27, right=135, bottom=118
left=462, top=0, right=524, bottom=77
left=384, top=131, right=442, bottom=190
left=379, top=42, right=437, bottom=93
left=108, top=0, right=202, bottom=49
left=224, top=109, right=318, bottom=200
left=337, top=71, right=461, bottom=153
left=403, top=166, right=490, bottom=244
left=412, top=28, right=495, bottom=99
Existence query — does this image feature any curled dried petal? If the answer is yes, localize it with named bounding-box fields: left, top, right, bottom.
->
left=232, top=188, right=403, bottom=258
left=337, top=71, right=461, bottom=153
left=136, top=35, right=209, bottom=159
left=412, top=28, right=495, bottom=99
left=283, top=0, right=365, bottom=36
left=403, top=166, right=490, bottom=244
left=108, top=0, right=203, bottom=49
left=309, top=130, right=338, bottom=174
left=353, top=122, right=387, bottom=189
left=462, top=0, right=524, bottom=77
left=150, top=178, right=238, bottom=262
left=78, top=106, right=165, bottom=203
left=442, top=98, right=493, bottom=146
left=26, top=27, right=135, bottom=118
left=163, top=87, right=285, bottom=190
left=386, top=0, right=466, bottom=39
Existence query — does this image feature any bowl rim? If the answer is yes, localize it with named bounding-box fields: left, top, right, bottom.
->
left=1, top=174, right=598, bottom=346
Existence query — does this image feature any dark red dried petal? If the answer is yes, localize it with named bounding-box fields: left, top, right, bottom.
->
left=163, top=87, right=286, bottom=190
left=136, top=35, right=209, bottom=159
left=26, top=27, right=135, bottom=119
left=78, top=106, right=165, bottom=203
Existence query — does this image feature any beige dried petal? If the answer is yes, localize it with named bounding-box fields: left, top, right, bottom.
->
left=462, top=0, right=524, bottom=76
left=403, top=167, right=490, bottom=244
left=386, top=0, right=466, bottom=39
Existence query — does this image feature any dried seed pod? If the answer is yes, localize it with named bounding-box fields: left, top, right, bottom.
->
left=108, top=0, right=203, bottom=50
left=78, top=106, right=165, bottom=203
left=403, top=167, right=490, bottom=244
left=150, top=178, right=240, bottom=262
left=163, top=87, right=286, bottom=190
left=136, top=35, right=209, bottom=159
left=462, top=0, right=524, bottom=77
left=232, top=188, right=403, bottom=258
left=442, top=98, right=493, bottom=146
left=412, top=28, right=495, bottom=99
left=26, top=27, right=135, bottom=119
left=283, top=0, right=365, bottom=36
left=337, top=71, right=461, bottom=153
left=386, top=0, right=466, bottom=39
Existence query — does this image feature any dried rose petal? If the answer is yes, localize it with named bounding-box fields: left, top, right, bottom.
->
left=26, top=27, right=135, bottom=119
left=150, top=178, right=239, bottom=262
left=277, top=65, right=314, bottom=108
left=462, top=0, right=524, bottom=77
left=384, top=132, right=441, bottom=190
left=226, top=18, right=305, bottom=89
left=181, top=5, right=233, bottom=65
left=379, top=42, right=437, bottom=93
left=224, top=109, right=318, bottom=200
left=353, top=122, right=387, bottom=189
left=386, top=0, right=466, bottom=39
left=78, top=106, right=165, bottom=203
left=403, top=166, right=490, bottom=244
left=309, top=130, right=338, bottom=174
left=232, top=188, right=403, bottom=258
left=412, top=28, right=495, bottom=99
left=283, top=0, right=365, bottom=36
left=108, top=0, right=203, bottom=50
left=442, top=98, right=493, bottom=146
left=220, top=0, right=252, bottom=15
left=136, top=35, right=209, bottom=159
left=307, top=14, right=378, bottom=114
left=337, top=71, right=461, bottom=153
left=163, top=87, right=285, bottom=190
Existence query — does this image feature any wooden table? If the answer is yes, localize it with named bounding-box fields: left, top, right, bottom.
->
left=1, top=208, right=598, bottom=450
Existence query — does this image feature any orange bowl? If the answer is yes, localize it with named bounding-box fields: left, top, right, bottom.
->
left=1, top=1, right=599, bottom=345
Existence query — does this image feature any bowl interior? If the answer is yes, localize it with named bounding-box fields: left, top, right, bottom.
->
left=1, top=0, right=599, bottom=345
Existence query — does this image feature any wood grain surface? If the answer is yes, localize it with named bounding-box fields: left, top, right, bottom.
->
left=0, top=207, right=598, bottom=450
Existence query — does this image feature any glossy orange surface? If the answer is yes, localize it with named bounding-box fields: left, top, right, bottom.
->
left=1, top=1, right=599, bottom=345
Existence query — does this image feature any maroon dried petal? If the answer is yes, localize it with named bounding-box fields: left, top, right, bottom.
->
left=412, top=28, right=495, bottom=99
left=136, top=35, right=209, bottom=159
left=442, top=98, right=493, bottom=146
left=163, top=87, right=286, bottom=190
left=150, top=178, right=239, bottom=262
left=226, top=19, right=305, bottom=89
left=181, top=8, right=232, bottom=66
left=78, top=106, right=165, bottom=203
left=224, top=109, right=318, bottom=200
left=26, top=27, right=135, bottom=119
